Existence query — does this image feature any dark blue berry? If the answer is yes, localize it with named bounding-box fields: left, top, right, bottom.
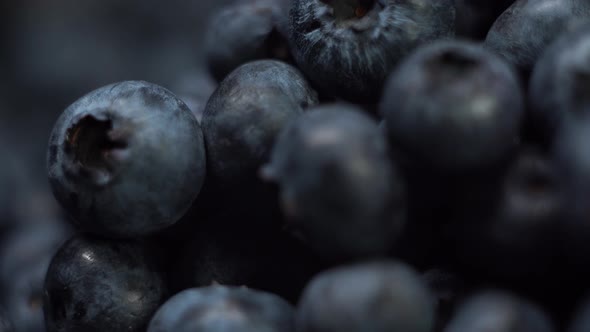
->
left=201, top=60, right=317, bottom=220
left=380, top=40, right=524, bottom=172
left=47, top=80, right=206, bottom=238
left=288, top=0, right=455, bottom=102
left=484, top=0, right=590, bottom=73
left=529, top=24, right=590, bottom=140
left=447, top=147, right=561, bottom=284
left=444, top=291, right=555, bottom=332
left=261, top=104, right=405, bottom=260
left=147, top=285, right=294, bottom=332
left=205, top=0, right=292, bottom=82
left=296, top=261, right=435, bottom=332
left=552, top=115, right=590, bottom=272
left=43, top=234, right=168, bottom=332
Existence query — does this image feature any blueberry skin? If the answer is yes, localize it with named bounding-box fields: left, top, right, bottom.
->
left=380, top=40, right=524, bottom=172
left=296, top=261, right=434, bottom=332
left=262, top=104, right=405, bottom=260
left=0, top=223, right=70, bottom=332
left=205, top=0, right=291, bottom=82
left=484, top=0, right=590, bottom=73
left=289, top=0, right=455, bottom=103
left=529, top=24, right=590, bottom=140
left=147, top=285, right=295, bottom=332
left=43, top=235, right=168, bottom=332
left=202, top=60, right=318, bottom=191
left=552, top=116, right=590, bottom=271
left=444, top=291, right=554, bottom=332
left=47, top=80, right=206, bottom=238
left=447, top=147, right=561, bottom=285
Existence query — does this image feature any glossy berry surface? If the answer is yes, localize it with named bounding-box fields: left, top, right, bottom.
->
left=262, top=104, right=405, bottom=260
left=484, top=0, right=590, bottom=73
left=202, top=59, right=317, bottom=211
left=444, top=291, right=555, bottom=332
left=380, top=40, right=524, bottom=171
left=296, top=261, right=435, bottom=332
left=147, top=285, right=294, bottom=332
left=288, top=0, right=455, bottom=102
left=43, top=235, right=167, bottom=332
left=47, top=80, right=206, bottom=238
left=205, top=0, right=291, bottom=82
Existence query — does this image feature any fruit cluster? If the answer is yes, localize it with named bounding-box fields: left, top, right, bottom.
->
left=3, top=0, right=590, bottom=331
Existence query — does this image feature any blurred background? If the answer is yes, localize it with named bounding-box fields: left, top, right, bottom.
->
left=0, top=0, right=233, bottom=227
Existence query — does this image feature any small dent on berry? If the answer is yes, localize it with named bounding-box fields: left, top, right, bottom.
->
left=65, top=114, right=129, bottom=185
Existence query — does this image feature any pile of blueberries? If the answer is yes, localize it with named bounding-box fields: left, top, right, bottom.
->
left=5, top=0, right=590, bottom=331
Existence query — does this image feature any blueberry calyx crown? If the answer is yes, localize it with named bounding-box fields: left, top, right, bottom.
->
left=319, top=0, right=380, bottom=23
left=63, top=112, right=129, bottom=186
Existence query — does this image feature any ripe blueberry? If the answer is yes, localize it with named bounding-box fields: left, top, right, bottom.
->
left=47, top=80, right=206, bottom=238
left=529, top=24, right=590, bottom=140
left=380, top=40, right=524, bottom=172
left=296, top=261, right=435, bottom=332
left=147, top=285, right=294, bottom=332
left=261, top=104, right=405, bottom=260
left=201, top=60, right=317, bottom=219
left=484, top=0, right=590, bottom=74
left=43, top=234, right=168, bottom=332
left=289, top=0, right=455, bottom=102
left=447, top=147, right=561, bottom=284
left=444, top=291, right=555, bottom=332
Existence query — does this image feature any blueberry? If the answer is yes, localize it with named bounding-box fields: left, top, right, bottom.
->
left=201, top=60, right=317, bottom=218
left=0, top=222, right=70, bottom=332
left=43, top=234, right=168, bottom=332
left=529, top=24, right=590, bottom=140
left=147, top=285, right=294, bottom=332
left=484, top=0, right=590, bottom=74
left=380, top=40, right=524, bottom=172
left=47, top=80, right=206, bottom=238
left=296, top=261, right=434, bottom=332
left=447, top=147, right=561, bottom=284
left=261, top=104, right=405, bottom=260
left=552, top=115, right=590, bottom=271
left=444, top=291, right=555, bottom=332
left=288, top=0, right=455, bottom=102
left=205, top=0, right=292, bottom=82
